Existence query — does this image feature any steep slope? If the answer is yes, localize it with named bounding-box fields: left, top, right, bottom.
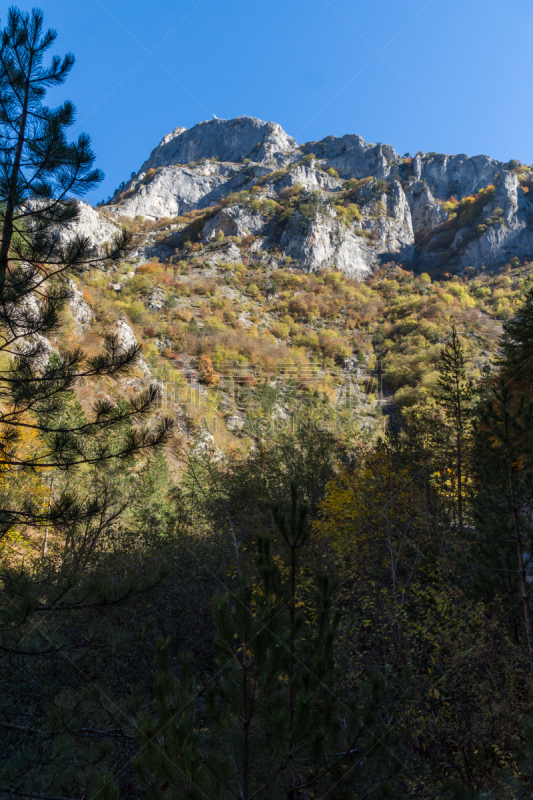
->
left=102, top=116, right=533, bottom=278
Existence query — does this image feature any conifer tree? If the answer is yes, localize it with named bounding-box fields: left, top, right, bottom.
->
left=0, top=9, right=172, bottom=794
left=499, top=282, right=533, bottom=394
left=470, top=382, right=533, bottom=679
left=0, top=6, right=171, bottom=538
left=435, top=325, right=474, bottom=530
left=132, top=488, right=402, bottom=800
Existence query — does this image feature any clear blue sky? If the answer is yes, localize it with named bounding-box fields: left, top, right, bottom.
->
left=11, top=0, right=533, bottom=204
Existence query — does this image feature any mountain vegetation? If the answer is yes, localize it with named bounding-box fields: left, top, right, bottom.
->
left=3, top=8, right=533, bottom=800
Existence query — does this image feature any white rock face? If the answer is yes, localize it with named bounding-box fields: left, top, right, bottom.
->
left=115, top=317, right=138, bottom=353
left=280, top=210, right=369, bottom=277
left=102, top=115, right=533, bottom=276
left=276, top=165, right=341, bottom=193
left=110, top=163, right=235, bottom=220
left=139, top=116, right=296, bottom=172
left=60, top=202, right=121, bottom=252
left=11, top=291, right=56, bottom=370
left=203, top=205, right=267, bottom=241
left=68, top=280, right=92, bottom=327
left=204, top=242, right=246, bottom=265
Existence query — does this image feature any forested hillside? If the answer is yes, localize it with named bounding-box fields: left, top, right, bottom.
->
left=3, top=8, right=533, bottom=800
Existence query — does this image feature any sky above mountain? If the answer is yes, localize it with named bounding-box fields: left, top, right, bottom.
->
left=14, top=0, right=533, bottom=204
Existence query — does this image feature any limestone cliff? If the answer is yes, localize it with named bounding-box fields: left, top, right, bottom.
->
left=101, top=116, right=533, bottom=277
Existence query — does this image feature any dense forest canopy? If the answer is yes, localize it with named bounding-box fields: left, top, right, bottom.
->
left=3, top=8, right=533, bottom=800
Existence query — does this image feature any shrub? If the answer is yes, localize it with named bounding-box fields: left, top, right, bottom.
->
left=128, top=300, right=145, bottom=323
left=342, top=177, right=373, bottom=192
left=130, top=274, right=152, bottom=295
left=293, top=331, right=319, bottom=350
left=198, top=354, right=219, bottom=385
left=203, top=316, right=226, bottom=334
left=374, top=179, right=389, bottom=194
left=334, top=203, right=360, bottom=226
left=271, top=322, right=290, bottom=340
left=319, top=330, right=350, bottom=360
left=279, top=183, right=303, bottom=201
left=281, top=314, right=299, bottom=333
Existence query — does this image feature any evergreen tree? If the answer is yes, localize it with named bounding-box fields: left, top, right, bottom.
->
left=130, top=447, right=173, bottom=539
left=470, top=381, right=533, bottom=679
left=0, top=9, right=172, bottom=794
left=0, top=6, right=171, bottom=539
left=499, top=282, right=533, bottom=393
left=132, top=488, right=402, bottom=800
left=435, top=325, right=474, bottom=530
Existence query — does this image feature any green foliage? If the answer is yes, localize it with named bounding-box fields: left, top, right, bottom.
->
left=434, top=326, right=475, bottom=528
left=132, top=488, right=402, bottom=800
left=7, top=15, right=533, bottom=797
left=499, top=283, right=533, bottom=392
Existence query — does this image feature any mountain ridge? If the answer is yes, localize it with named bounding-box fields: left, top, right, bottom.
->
left=99, top=116, right=533, bottom=278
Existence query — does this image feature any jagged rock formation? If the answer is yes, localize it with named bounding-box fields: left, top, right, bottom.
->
left=60, top=201, right=122, bottom=255
left=103, top=116, right=533, bottom=277
left=115, top=316, right=139, bottom=353
left=67, top=279, right=92, bottom=327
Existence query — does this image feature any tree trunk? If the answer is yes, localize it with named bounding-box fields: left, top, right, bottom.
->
left=504, top=411, right=533, bottom=680
left=0, top=60, right=32, bottom=291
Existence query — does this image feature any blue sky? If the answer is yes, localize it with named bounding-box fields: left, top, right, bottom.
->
left=11, top=0, right=533, bottom=204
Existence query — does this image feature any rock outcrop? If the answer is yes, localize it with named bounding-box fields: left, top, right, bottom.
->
left=60, top=201, right=122, bottom=254
left=115, top=316, right=138, bottom=352
left=68, top=280, right=92, bottom=327
left=139, top=117, right=296, bottom=172
left=102, top=116, right=533, bottom=277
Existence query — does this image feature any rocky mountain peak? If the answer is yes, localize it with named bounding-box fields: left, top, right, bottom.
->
left=138, top=116, right=297, bottom=174
left=101, top=116, right=532, bottom=279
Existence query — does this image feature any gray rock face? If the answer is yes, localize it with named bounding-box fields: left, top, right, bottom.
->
left=103, top=115, right=532, bottom=277
left=279, top=181, right=414, bottom=277
left=68, top=279, right=92, bottom=327
left=416, top=170, right=533, bottom=271
left=140, top=116, right=296, bottom=172
left=115, top=317, right=138, bottom=353
left=203, top=205, right=267, bottom=241
left=301, top=135, right=398, bottom=180
left=452, top=172, right=533, bottom=269
left=406, top=182, right=448, bottom=235
left=412, top=152, right=502, bottom=200
left=60, top=202, right=121, bottom=253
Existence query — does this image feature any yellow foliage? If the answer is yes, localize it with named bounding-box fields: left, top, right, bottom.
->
left=317, top=445, right=427, bottom=589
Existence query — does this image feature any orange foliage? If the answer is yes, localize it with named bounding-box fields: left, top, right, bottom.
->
left=198, top=354, right=219, bottom=386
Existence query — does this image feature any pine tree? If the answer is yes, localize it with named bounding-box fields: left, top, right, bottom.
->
left=130, top=448, right=173, bottom=539
left=0, top=7, right=172, bottom=539
left=499, top=282, right=533, bottom=394
left=470, top=381, right=533, bottom=679
left=132, top=488, right=402, bottom=800
left=435, top=325, right=474, bottom=530
left=0, top=9, right=172, bottom=794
